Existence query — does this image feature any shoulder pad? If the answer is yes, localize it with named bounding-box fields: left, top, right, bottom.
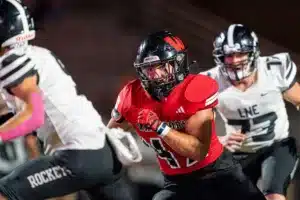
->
left=184, top=74, right=218, bottom=103
left=116, top=79, right=143, bottom=114
left=120, top=79, right=139, bottom=94
left=270, top=52, right=290, bottom=61
left=199, top=66, right=220, bottom=79
left=263, top=52, right=297, bottom=91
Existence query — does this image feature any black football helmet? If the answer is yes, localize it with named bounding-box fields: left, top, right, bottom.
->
left=134, top=31, right=189, bottom=100
left=213, top=24, right=260, bottom=81
left=0, top=0, right=35, bottom=48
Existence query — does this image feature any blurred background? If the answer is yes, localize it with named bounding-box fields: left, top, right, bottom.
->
left=18, top=0, right=300, bottom=199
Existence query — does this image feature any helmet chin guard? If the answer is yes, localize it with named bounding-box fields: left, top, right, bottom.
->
left=220, top=52, right=258, bottom=81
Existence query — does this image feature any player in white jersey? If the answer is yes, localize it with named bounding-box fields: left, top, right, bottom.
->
left=0, top=1, right=139, bottom=200
left=201, top=24, right=299, bottom=200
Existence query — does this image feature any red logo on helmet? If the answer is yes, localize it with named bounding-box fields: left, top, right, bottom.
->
left=16, top=33, right=34, bottom=42
left=164, top=36, right=185, bottom=51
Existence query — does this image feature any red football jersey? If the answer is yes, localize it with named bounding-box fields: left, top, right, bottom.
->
left=112, top=74, right=223, bottom=175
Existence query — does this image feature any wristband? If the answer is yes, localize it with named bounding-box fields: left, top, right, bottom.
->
left=157, top=122, right=171, bottom=137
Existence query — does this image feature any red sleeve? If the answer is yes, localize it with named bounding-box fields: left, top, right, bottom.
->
left=111, top=84, right=131, bottom=123
left=184, top=75, right=218, bottom=114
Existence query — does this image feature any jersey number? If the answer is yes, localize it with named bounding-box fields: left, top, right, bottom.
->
left=266, top=58, right=282, bottom=70
left=143, top=138, right=197, bottom=168
left=227, top=112, right=278, bottom=142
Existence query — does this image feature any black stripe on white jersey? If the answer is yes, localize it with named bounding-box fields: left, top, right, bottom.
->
left=285, top=54, right=291, bottom=70
left=1, top=58, right=31, bottom=81
left=285, top=62, right=297, bottom=87
left=2, top=54, right=21, bottom=67
left=285, top=60, right=296, bottom=79
left=284, top=53, right=297, bottom=87
left=0, top=53, right=35, bottom=89
left=266, top=57, right=281, bottom=70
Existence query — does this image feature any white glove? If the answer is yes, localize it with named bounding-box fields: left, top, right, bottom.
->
left=106, top=128, right=142, bottom=166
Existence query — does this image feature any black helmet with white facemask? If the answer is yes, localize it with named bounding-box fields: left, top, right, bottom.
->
left=213, top=24, right=260, bottom=81
left=0, top=0, right=35, bottom=49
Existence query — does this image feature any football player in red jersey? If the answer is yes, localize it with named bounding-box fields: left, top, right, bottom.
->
left=107, top=31, right=266, bottom=200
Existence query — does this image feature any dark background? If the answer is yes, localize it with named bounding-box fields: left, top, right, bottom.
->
left=23, top=0, right=300, bottom=199
left=26, top=0, right=300, bottom=119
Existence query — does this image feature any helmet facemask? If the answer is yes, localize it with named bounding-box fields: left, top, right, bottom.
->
left=213, top=36, right=260, bottom=82
left=221, top=51, right=259, bottom=81
left=213, top=25, right=261, bottom=82
left=135, top=51, right=187, bottom=100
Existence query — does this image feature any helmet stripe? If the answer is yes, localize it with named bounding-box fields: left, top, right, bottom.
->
left=164, top=36, right=185, bottom=51
left=227, top=24, right=236, bottom=47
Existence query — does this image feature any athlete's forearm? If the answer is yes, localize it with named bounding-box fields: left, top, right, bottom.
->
left=25, top=134, right=41, bottom=159
left=162, top=129, right=209, bottom=161
left=0, top=92, right=44, bottom=142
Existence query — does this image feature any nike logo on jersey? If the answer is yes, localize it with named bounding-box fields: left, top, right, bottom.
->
left=260, top=93, right=268, bottom=96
